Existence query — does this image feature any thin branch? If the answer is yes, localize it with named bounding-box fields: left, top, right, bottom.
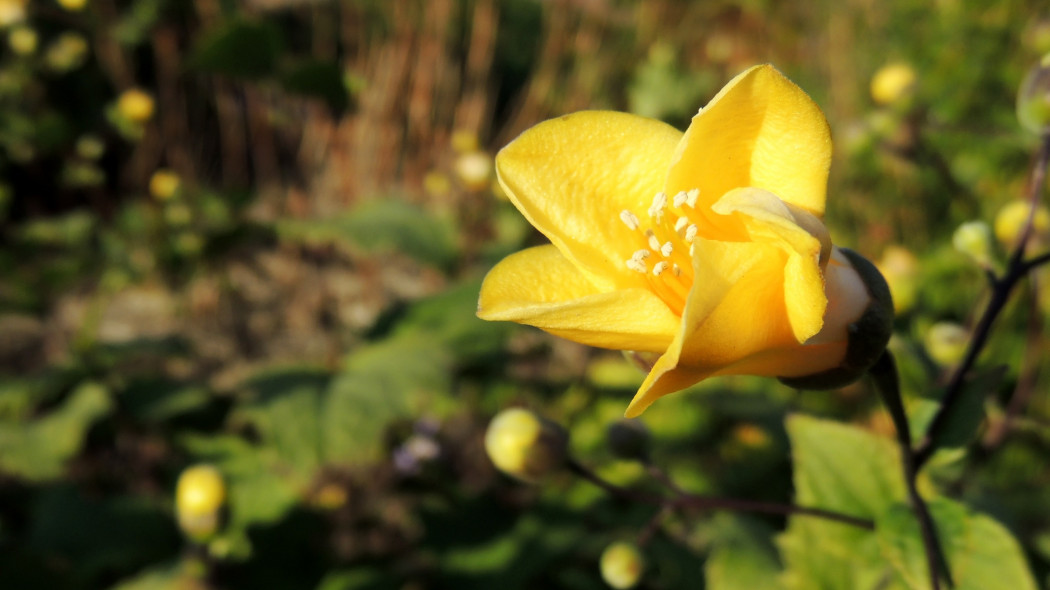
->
left=870, top=352, right=952, bottom=590
left=914, top=132, right=1050, bottom=468
left=566, top=458, right=874, bottom=530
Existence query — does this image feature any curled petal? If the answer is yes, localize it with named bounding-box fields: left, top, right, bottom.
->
left=478, top=245, right=679, bottom=352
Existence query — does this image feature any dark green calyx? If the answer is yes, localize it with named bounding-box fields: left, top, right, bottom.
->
left=779, top=248, right=895, bottom=390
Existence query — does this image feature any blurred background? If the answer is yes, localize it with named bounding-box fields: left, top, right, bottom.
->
left=2, top=0, right=1050, bottom=588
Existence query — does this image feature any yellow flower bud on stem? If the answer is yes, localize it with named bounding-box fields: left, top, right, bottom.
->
left=600, top=542, right=645, bottom=589
left=176, top=464, right=227, bottom=542
left=484, top=408, right=568, bottom=483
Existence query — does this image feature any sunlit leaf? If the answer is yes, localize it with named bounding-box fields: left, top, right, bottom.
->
left=0, top=381, right=112, bottom=481
left=877, top=498, right=1037, bottom=590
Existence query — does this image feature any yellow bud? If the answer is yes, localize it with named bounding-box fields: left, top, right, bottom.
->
left=0, top=0, right=26, bottom=27
left=994, top=200, right=1050, bottom=246
left=924, top=322, right=968, bottom=366
left=7, top=25, right=35, bottom=55
left=454, top=151, right=493, bottom=191
left=600, top=542, right=645, bottom=589
left=150, top=169, right=181, bottom=201
left=57, top=0, right=88, bottom=11
left=870, top=62, right=917, bottom=106
left=117, top=88, right=155, bottom=123
left=952, top=220, right=994, bottom=266
left=484, top=408, right=567, bottom=483
left=44, top=32, right=89, bottom=73
left=176, top=464, right=226, bottom=541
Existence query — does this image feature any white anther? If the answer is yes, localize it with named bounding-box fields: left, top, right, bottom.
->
left=652, top=261, right=669, bottom=276
left=674, top=216, right=689, bottom=233
left=632, top=249, right=651, bottom=260
left=686, top=188, right=700, bottom=208
left=684, top=224, right=698, bottom=243
left=619, top=210, right=640, bottom=231
left=626, top=258, right=647, bottom=273
left=647, top=233, right=661, bottom=251
left=648, top=192, right=668, bottom=220
left=673, top=191, right=689, bottom=208
left=672, top=264, right=681, bottom=276
left=660, top=242, right=673, bottom=257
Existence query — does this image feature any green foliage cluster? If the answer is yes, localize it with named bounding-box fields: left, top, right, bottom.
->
left=1, top=1, right=1050, bottom=590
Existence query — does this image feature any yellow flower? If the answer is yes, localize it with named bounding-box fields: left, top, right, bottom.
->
left=478, top=65, right=889, bottom=417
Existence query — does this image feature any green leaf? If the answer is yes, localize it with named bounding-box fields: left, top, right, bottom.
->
left=705, top=518, right=785, bottom=590
left=0, top=381, right=112, bottom=481
left=393, top=279, right=512, bottom=363
left=187, top=19, right=283, bottom=79
left=324, top=335, right=453, bottom=463
left=275, top=199, right=458, bottom=269
left=877, top=498, right=1037, bottom=590
left=113, top=0, right=167, bottom=46
left=778, top=415, right=907, bottom=590
left=911, top=366, right=1004, bottom=452
left=28, top=486, right=179, bottom=582
left=279, top=59, right=351, bottom=113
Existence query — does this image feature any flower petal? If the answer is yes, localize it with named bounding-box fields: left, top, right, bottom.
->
left=624, top=229, right=829, bottom=417
left=477, top=245, right=679, bottom=352
left=665, top=64, right=832, bottom=219
left=711, top=188, right=827, bottom=342
left=497, top=111, right=683, bottom=291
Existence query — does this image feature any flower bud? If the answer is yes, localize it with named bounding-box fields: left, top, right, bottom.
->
left=606, top=419, right=651, bottom=462
left=994, top=199, right=1050, bottom=246
left=870, top=62, right=917, bottom=106
left=7, top=25, right=35, bottom=55
left=952, top=220, right=994, bottom=266
left=600, top=542, right=645, bottom=589
left=454, top=151, right=493, bottom=191
left=150, top=169, right=181, bottom=201
left=924, top=321, right=968, bottom=366
left=117, top=88, right=156, bottom=123
left=176, top=464, right=226, bottom=542
left=779, top=248, right=894, bottom=390
left=1017, top=54, right=1050, bottom=135
left=0, top=1, right=26, bottom=27
left=484, top=407, right=568, bottom=483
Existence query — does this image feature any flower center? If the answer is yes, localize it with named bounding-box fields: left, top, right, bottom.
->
left=619, top=189, right=703, bottom=313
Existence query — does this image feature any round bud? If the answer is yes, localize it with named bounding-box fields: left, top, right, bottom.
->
left=117, top=88, right=156, bottom=123
left=779, top=248, right=894, bottom=390
left=1017, top=54, right=1050, bottom=135
left=994, top=199, right=1050, bottom=247
left=870, top=62, right=917, bottom=106
left=952, top=220, right=994, bottom=266
left=600, top=542, right=645, bottom=589
left=454, top=151, right=493, bottom=191
left=606, top=419, right=651, bottom=462
left=924, top=322, right=968, bottom=366
left=150, top=169, right=181, bottom=201
left=176, top=464, right=227, bottom=542
left=484, top=407, right=568, bottom=483
left=8, top=26, right=36, bottom=55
